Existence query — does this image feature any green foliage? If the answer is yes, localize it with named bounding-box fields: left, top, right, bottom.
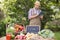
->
left=0, top=22, right=6, bottom=37
left=44, top=19, right=60, bottom=31
left=6, top=27, right=15, bottom=34
left=40, top=0, right=60, bottom=29
left=55, top=32, right=60, bottom=40
left=0, top=10, right=4, bottom=21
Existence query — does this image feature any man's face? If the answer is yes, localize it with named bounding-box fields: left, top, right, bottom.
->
left=34, top=4, right=40, bottom=9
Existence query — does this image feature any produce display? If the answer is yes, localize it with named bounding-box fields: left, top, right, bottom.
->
left=6, top=24, right=55, bottom=40
left=26, top=33, right=43, bottom=40
left=26, top=32, right=54, bottom=40
left=6, top=24, right=25, bottom=40
left=14, top=32, right=54, bottom=40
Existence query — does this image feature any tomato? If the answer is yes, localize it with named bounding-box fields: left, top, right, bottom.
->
left=6, top=34, right=11, bottom=40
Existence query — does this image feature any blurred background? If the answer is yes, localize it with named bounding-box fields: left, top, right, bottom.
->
left=0, top=0, right=60, bottom=40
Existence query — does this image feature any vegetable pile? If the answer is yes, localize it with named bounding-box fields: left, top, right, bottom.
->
left=6, top=24, right=55, bottom=40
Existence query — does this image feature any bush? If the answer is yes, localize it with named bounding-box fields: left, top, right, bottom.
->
left=44, top=19, right=60, bottom=31
left=0, top=22, right=6, bottom=37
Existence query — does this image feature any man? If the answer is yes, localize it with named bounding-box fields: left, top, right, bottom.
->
left=28, top=1, right=43, bottom=26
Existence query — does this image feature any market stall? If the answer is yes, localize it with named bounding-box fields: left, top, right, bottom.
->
left=6, top=24, right=55, bottom=40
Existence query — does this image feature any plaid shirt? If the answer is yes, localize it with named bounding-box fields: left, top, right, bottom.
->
left=28, top=8, right=42, bottom=19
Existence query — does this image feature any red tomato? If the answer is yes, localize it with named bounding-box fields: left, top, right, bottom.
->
left=6, top=34, right=11, bottom=40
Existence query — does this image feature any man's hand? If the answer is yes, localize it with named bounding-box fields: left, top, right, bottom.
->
left=40, top=15, right=43, bottom=20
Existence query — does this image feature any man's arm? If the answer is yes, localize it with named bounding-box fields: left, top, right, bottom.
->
left=28, top=9, right=38, bottom=19
left=29, top=14, right=38, bottom=19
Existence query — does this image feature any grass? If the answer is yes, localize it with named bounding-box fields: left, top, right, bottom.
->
left=55, top=31, right=60, bottom=40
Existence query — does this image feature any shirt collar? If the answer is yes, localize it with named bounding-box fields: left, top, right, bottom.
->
left=33, top=7, right=39, bottom=10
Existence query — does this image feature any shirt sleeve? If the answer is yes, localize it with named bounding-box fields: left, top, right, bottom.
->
left=28, top=9, right=32, bottom=19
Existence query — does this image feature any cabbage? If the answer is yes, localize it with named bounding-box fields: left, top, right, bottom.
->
left=38, top=29, right=54, bottom=38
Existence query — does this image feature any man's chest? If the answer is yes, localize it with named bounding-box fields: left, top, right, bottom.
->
left=31, top=9, right=40, bottom=15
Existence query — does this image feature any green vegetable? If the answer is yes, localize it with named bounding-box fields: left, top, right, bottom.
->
left=38, top=29, right=54, bottom=38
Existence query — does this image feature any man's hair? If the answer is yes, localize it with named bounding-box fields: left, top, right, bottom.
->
left=34, top=1, right=40, bottom=5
